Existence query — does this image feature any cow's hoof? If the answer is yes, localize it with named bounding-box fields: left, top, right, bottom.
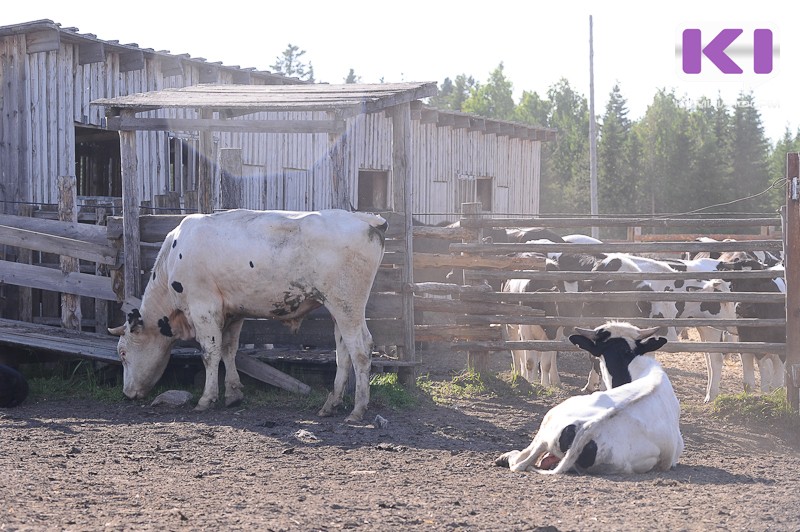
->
left=226, top=391, right=244, bottom=407
left=194, top=400, right=214, bottom=411
left=344, top=413, right=363, bottom=424
left=317, top=408, right=332, bottom=418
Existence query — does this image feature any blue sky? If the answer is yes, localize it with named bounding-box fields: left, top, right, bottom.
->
left=5, top=1, right=798, bottom=144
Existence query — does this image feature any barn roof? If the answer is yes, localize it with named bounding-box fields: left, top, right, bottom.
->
left=0, top=19, right=303, bottom=85
left=93, top=82, right=439, bottom=117
left=91, top=83, right=555, bottom=141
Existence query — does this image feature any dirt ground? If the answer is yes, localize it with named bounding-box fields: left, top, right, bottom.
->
left=2, top=335, right=800, bottom=531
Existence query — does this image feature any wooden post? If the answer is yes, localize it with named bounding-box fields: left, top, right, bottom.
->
left=198, top=110, right=215, bottom=214
left=219, top=148, right=243, bottom=210
left=58, top=175, right=82, bottom=330
left=461, top=202, right=491, bottom=373
left=17, top=204, right=33, bottom=322
left=95, top=206, right=109, bottom=333
left=329, top=111, right=349, bottom=210
left=784, top=152, right=800, bottom=411
left=391, top=103, right=416, bottom=386
left=120, top=110, right=142, bottom=299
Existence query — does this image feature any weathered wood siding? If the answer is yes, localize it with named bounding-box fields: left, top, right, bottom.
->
left=216, top=110, right=541, bottom=220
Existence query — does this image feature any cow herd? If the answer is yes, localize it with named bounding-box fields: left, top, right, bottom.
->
left=496, top=229, right=786, bottom=404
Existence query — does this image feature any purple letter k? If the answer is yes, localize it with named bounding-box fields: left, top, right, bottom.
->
left=683, top=29, right=743, bottom=74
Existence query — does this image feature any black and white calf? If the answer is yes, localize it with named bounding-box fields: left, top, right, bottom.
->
left=496, top=322, right=683, bottom=474
left=0, top=364, right=28, bottom=407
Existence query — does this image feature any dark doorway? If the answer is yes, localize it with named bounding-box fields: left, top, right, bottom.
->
left=75, top=126, right=121, bottom=197
left=357, top=170, right=388, bottom=210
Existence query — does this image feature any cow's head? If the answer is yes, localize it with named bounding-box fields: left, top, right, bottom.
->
left=108, top=309, right=186, bottom=400
left=569, top=322, right=667, bottom=389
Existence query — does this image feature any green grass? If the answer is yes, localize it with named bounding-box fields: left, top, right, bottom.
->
left=711, top=388, right=797, bottom=422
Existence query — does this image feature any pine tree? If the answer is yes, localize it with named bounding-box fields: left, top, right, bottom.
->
left=730, top=92, right=771, bottom=212
left=462, top=63, right=516, bottom=120
left=428, top=75, right=476, bottom=112
left=270, top=44, right=315, bottom=82
left=598, top=84, right=633, bottom=218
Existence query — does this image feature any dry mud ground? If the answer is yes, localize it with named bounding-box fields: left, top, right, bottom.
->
left=2, top=339, right=800, bottom=532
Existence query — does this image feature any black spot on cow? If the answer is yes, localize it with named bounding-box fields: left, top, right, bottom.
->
left=157, top=316, right=173, bottom=337
left=211, top=336, right=215, bottom=344
left=249, top=261, right=254, bottom=268
left=558, top=424, right=598, bottom=470
left=152, top=272, right=156, bottom=281
left=179, top=254, right=182, bottom=260
left=674, top=280, right=684, bottom=289
left=172, top=240, right=177, bottom=249
left=700, top=301, right=721, bottom=315
left=171, top=281, right=184, bottom=293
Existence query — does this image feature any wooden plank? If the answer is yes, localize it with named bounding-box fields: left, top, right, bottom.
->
left=450, top=240, right=784, bottom=254
left=59, top=176, right=82, bottom=330
left=0, top=213, right=109, bottom=243
left=785, top=152, right=800, bottom=410
left=105, top=116, right=347, bottom=134
left=458, top=216, right=782, bottom=229
left=452, top=340, right=786, bottom=355
left=0, top=261, right=117, bottom=300
left=0, top=224, right=117, bottom=265
left=414, top=252, right=547, bottom=270
left=460, top=290, right=785, bottom=304
left=234, top=353, right=311, bottom=395
left=466, top=269, right=788, bottom=282
left=120, top=111, right=142, bottom=299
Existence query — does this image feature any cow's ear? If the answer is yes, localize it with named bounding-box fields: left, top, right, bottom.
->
left=126, top=309, right=144, bottom=332
left=635, top=337, right=667, bottom=355
left=569, top=335, right=602, bottom=357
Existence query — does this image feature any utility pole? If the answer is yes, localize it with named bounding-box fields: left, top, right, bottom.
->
left=589, top=15, right=599, bottom=239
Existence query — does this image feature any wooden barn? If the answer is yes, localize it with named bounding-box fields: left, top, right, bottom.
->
left=0, top=19, right=554, bottom=225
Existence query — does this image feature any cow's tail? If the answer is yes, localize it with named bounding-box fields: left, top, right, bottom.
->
left=353, top=212, right=388, bottom=247
left=544, top=378, right=661, bottom=475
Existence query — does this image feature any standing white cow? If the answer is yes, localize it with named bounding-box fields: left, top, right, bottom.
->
left=109, top=209, right=387, bottom=422
left=496, top=322, right=683, bottom=474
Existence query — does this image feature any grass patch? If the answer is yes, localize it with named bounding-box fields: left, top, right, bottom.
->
left=28, top=361, right=126, bottom=403
left=416, top=369, right=491, bottom=405
left=711, top=389, right=797, bottom=422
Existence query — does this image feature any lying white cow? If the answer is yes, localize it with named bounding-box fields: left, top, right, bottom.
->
left=496, top=322, right=683, bottom=474
left=109, top=209, right=387, bottom=422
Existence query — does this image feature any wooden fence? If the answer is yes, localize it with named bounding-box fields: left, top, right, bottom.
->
left=0, top=193, right=795, bottom=404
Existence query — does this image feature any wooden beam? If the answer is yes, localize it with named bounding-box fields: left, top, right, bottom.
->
left=25, top=29, right=60, bottom=53
left=78, top=41, right=105, bottom=65
left=390, top=102, right=416, bottom=384
left=119, top=50, right=145, bottom=72
left=0, top=261, right=117, bottom=300
left=785, top=152, right=800, bottom=410
left=198, top=109, right=214, bottom=214
left=104, top=116, right=346, bottom=134
left=453, top=115, right=470, bottom=129
left=328, top=111, right=349, bottom=209
left=120, top=110, right=142, bottom=298
left=199, top=64, right=220, bottom=83
left=420, top=108, right=439, bottom=125
left=234, top=353, right=311, bottom=395
left=160, top=56, right=184, bottom=77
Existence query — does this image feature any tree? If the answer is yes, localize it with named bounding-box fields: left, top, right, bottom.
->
left=344, top=69, right=361, bottom=84
left=270, top=44, right=315, bottom=82
left=768, top=127, right=800, bottom=207
left=462, top=63, right=516, bottom=120
left=514, top=90, right=551, bottom=128
left=539, top=78, right=590, bottom=214
left=730, top=92, right=772, bottom=212
left=598, top=84, right=635, bottom=218
left=635, top=89, right=693, bottom=214
left=428, top=75, right=477, bottom=112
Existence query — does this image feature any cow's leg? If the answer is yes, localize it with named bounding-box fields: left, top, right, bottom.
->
left=581, top=357, right=602, bottom=393
left=769, top=356, right=786, bottom=392
left=704, top=352, right=724, bottom=403
left=221, top=318, right=245, bottom=407
left=318, top=321, right=351, bottom=418
left=698, top=327, right=724, bottom=403
left=741, top=353, right=757, bottom=393
left=319, top=319, right=373, bottom=422
left=192, top=310, right=225, bottom=411
left=540, top=351, right=560, bottom=388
